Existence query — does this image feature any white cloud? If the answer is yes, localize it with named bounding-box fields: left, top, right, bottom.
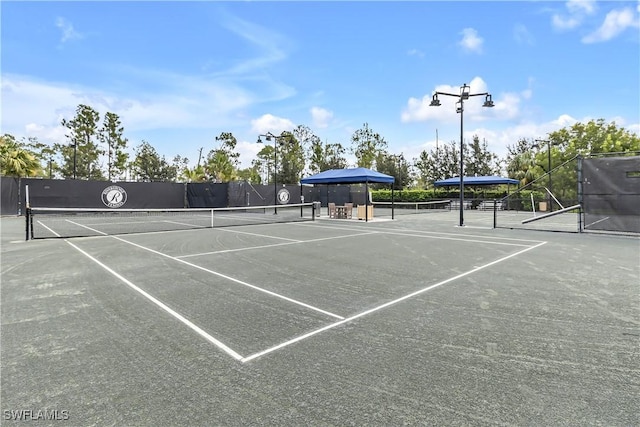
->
left=407, top=48, right=425, bottom=58
left=55, top=17, right=82, bottom=43
left=551, top=0, right=597, bottom=31
left=310, top=107, right=333, bottom=129
left=582, top=7, right=640, bottom=43
left=250, top=114, right=295, bottom=135
left=401, top=77, right=519, bottom=123
left=552, top=14, right=581, bottom=30
left=566, top=0, right=597, bottom=15
left=417, top=114, right=583, bottom=163
left=218, top=13, right=290, bottom=75
left=1, top=67, right=294, bottom=130
left=514, top=24, right=535, bottom=45
left=458, top=28, right=483, bottom=54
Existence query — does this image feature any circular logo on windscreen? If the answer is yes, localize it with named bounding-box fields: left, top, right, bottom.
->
left=101, top=185, right=127, bottom=208
left=277, top=188, right=290, bottom=204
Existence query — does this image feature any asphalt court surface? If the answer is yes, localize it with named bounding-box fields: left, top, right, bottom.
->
left=43, top=218, right=543, bottom=359
left=1, top=212, right=639, bottom=426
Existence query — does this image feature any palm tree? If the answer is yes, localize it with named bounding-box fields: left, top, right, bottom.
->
left=0, top=135, right=42, bottom=177
left=181, top=165, right=207, bottom=182
left=507, top=152, right=539, bottom=186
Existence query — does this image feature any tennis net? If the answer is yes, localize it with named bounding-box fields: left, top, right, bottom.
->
left=371, top=200, right=452, bottom=217
left=26, top=203, right=316, bottom=240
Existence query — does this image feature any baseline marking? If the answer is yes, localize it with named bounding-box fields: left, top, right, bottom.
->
left=66, top=220, right=344, bottom=320
left=241, top=240, right=547, bottom=363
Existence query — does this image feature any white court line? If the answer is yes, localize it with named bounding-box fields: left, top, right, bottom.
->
left=64, top=239, right=244, bottom=361
left=163, top=220, right=208, bottom=229
left=36, top=220, right=62, bottom=237
left=44, top=220, right=243, bottom=360
left=178, top=231, right=378, bottom=259
left=178, top=241, right=305, bottom=257
left=295, top=222, right=534, bottom=247
left=376, top=230, right=532, bottom=247
left=216, top=227, right=301, bottom=241
left=66, top=220, right=344, bottom=320
left=295, top=221, right=546, bottom=244
left=241, top=240, right=548, bottom=363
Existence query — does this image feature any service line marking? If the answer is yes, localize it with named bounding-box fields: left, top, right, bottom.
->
left=240, top=240, right=548, bottom=363
left=178, top=231, right=377, bottom=258
left=66, top=220, right=344, bottom=320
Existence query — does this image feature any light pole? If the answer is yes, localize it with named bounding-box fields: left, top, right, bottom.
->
left=534, top=139, right=553, bottom=211
left=429, top=83, right=494, bottom=226
left=73, top=143, right=77, bottom=179
left=256, top=132, right=284, bottom=214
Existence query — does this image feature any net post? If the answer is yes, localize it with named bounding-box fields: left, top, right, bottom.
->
left=493, top=199, right=497, bottom=229
left=577, top=155, right=583, bottom=233
left=24, top=184, right=31, bottom=240
left=210, top=209, right=214, bottom=228
left=25, top=207, right=31, bottom=240
left=391, top=186, right=395, bottom=220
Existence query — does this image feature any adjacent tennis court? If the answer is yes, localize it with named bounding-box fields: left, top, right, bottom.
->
left=1, top=210, right=638, bottom=425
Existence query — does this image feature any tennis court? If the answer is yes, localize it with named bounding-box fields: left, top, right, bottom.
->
left=1, top=209, right=638, bottom=425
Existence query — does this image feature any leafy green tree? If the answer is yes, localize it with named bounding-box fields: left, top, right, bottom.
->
left=181, top=165, right=207, bottom=183
left=277, top=131, right=305, bottom=184
left=131, top=140, right=175, bottom=182
left=309, top=138, right=348, bottom=173
left=99, top=112, right=128, bottom=181
left=466, top=135, right=500, bottom=177
left=505, top=137, right=540, bottom=185
left=205, top=132, right=240, bottom=182
left=350, top=123, right=388, bottom=169
left=19, top=136, right=57, bottom=178
left=292, top=125, right=322, bottom=175
left=415, top=140, right=461, bottom=187
left=375, top=152, right=412, bottom=190
left=548, top=118, right=640, bottom=157
left=237, top=165, right=262, bottom=184
left=256, top=145, right=275, bottom=184
left=0, top=134, right=42, bottom=177
left=59, top=104, right=103, bottom=180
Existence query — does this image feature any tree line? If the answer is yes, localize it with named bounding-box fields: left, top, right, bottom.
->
left=1, top=104, right=639, bottom=190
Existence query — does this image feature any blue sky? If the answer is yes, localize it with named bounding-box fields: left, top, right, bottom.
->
left=2, top=1, right=639, bottom=169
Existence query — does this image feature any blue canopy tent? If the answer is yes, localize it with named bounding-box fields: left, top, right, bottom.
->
left=301, top=168, right=395, bottom=221
left=433, top=176, right=520, bottom=187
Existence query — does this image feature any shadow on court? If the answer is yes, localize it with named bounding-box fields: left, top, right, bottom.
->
left=1, top=213, right=638, bottom=426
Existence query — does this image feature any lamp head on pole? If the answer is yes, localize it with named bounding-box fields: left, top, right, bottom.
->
left=429, top=94, right=441, bottom=107
left=256, top=136, right=263, bottom=144
left=460, top=84, right=470, bottom=100
left=482, top=94, right=495, bottom=108
left=455, top=101, right=463, bottom=114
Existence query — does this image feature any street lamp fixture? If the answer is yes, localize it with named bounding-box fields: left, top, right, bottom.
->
left=256, top=132, right=284, bottom=214
left=429, top=82, right=494, bottom=227
left=460, top=83, right=470, bottom=100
